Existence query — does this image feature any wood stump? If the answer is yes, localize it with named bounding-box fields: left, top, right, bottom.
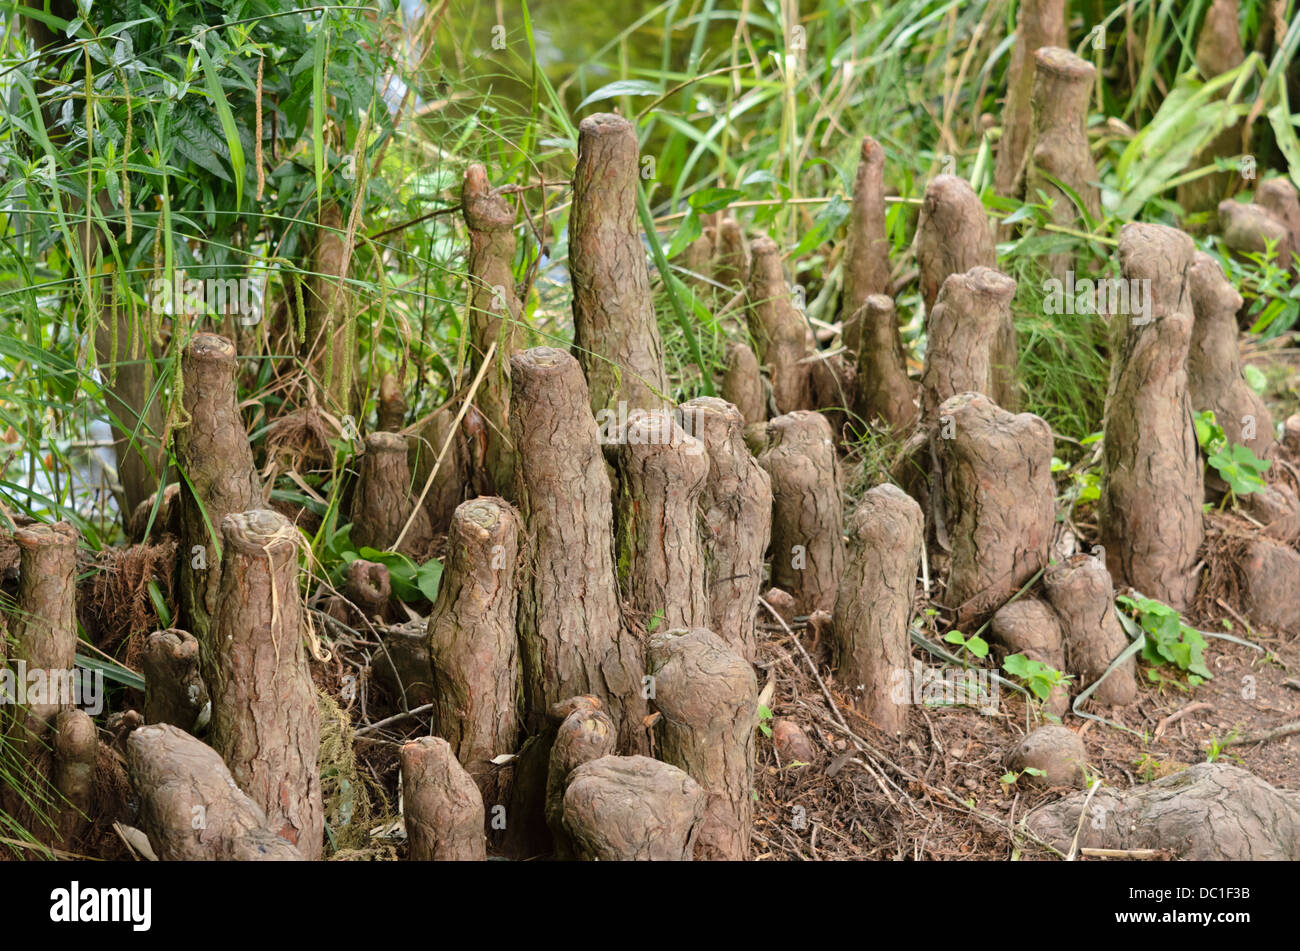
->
left=1044, top=554, right=1137, bottom=706
left=350, top=431, right=433, bottom=556
left=401, top=736, right=486, bottom=861
left=561, top=755, right=705, bottom=861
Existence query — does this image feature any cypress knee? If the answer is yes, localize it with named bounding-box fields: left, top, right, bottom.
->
left=994, top=0, right=1069, bottom=202
left=646, top=627, right=757, bottom=861
left=721, top=340, right=767, bottom=425
left=561, top=755, right=705, bottom=861
left=758, top=410, right=845, bottom=615
left=409, top=401, right=469, bottom=534
left=350, top=431, right=433, bottom=556
left=208, top=509, right=323, bottom=859
left=920, top=267, right=1017, bottom=420
left=401, top=736, right=486, bottom=861
left=176, top=334, right=262, bottom=660
left=1218, top=200, right=1291, bottom=267
left=545, top=696, right=616, bottom=859
left=852, top=294, right=917, bottom=432
left=510, top=347, right=646, bottom=750
left=302, top=202, right=357, bottom=414
left=52, top=709, right=97, bottom=848
left=377, top=372, right=407, bottom=431
left=1100, top=224, right=1203, bottom=611
left=934, top=393, right=1054, bottom=627
left=842, top=136, right=891, bottom=354
left=1256, top=177, right=1300, bottom=260
left=141, top=629, right=209, bottom=732
left=746, top=237, right=812, bottom=414
left=1045, top=555, right=1137, bottom=706
left=615, top=410, right=710, bottom=631
left=428, top=497, right=522, bottom=781
left=678, top=397, right=772, bottom=663
left=714, top=215, right=751, bottom=289
left=832, top=484, right=923, bottom=734
left=1177, top=0, right=1247, bottom=219
left=9, top=521, right=77, bottom=731
left=569, top=113, right=669, bottom=416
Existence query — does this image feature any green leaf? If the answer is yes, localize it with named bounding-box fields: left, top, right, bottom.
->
left=943, top=630, right=967, bottom=646
left=311, top=18, right=327, bottom=220
left=966, top=634, right=989, bottom=659
left=576, top=80, right=663, bottom=111
left=194, top=40, right=245, bottom=211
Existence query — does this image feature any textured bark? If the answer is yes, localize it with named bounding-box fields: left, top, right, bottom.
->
left=176, top=334, right=262, bottom=661
left=808, top=351, right=858, bottom=440
left=346, top=559, right=391, bottom=619
left=569, top=113, right=669, bottom=417
left=141, top=629, right=209, bottom=732
left=545, top=696, right=616, bottom=859
left=746, top=237, right=812, bottom=414
left=615, top=410, right=710, bottom=631
left=52, top=708, right=97, bottom=847
left=1008, top=725, right=1085, bottom=788
left=350, top=431, right=432, bottom=556
left=375, top=618, right=434, bottom=708
left=1100, top=224, right=1203, bottom=611
left=721, top=341, right=767, bottom=426
left=646, top=628, right=756, bottom=861
left=934, top=393, right=1054, bottom=627
left=428, top=497, right=522, bottom=781
left=914, top=176, right=1014, bottom=408
left=128, top=482, right=180, bottom=543
left=463, top=163, right=521, bottom=494
left=758, top=411, right=845, bottom=615
left=678, top=397, right=772, bottom=663
left=841, top=137, right=891, bottom=354
left=301, top=201, right=357, bottom=414
left=127, top=723, right=304, bottom=860
left=401, top=736, right=486, bottom=861
left=1044, top=554, right=1137, bottom=707
left=409, top=402, right=469, bottom=535
left=714, top=215, right=751, bottom=289
left=851, top=294, right=917, bottom=431
left=377, top=373, right=407, bottom=432
left=510, top=347, right=646, bottom=750
left=1022, top=48, right=1101, bottom=278
left=988, top=599, right=1069, bottom=716
left=1188, top=250, right=1274, bottom=460
left=1239, top=537, right=1300, bottom=633
left=8, top=521, right=77, bottom=730
left=1025, top=762, right=1300, bottom=860
left=1255, top=177, right=1300, bottom=261
left=993, top=0, right=1069, bottom=202
left=832, top=484, right=923, bottom=734
left=208, top=509, right=323, bottom=859
left=561, top=754, right=705, bottom=861
left=920, top=267, right=1017, bottom=421
left=1177, top=0, right=1246, bottom=219
left=1218, top=199, right=1291, bottom=266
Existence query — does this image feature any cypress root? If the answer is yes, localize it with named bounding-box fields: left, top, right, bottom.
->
left=510, top=347, right=646, bottom=751
left=427, top=496, right=522, bottom=781
left=377, top=372, right=407, bottom=432
left=758, top=411, right=845, bottom=615
left=746, top=237, right=812, bottom=414
left=934, top=392, right=1055, bottom=627
left=721, top=340, right=767, bottom=426
left=646, top=627, right=757, bottom=861
left=175, top=333, right=262, bottom=661
left=544, top=696, right=615, bottom=859
left=561, top=755, right=705, bottom=861
left=569, top=113, right=669, bottom=417
left=302, top=201, right=357, bottom=415
left=993, top=0, right=1069, bottom=203
left=1044, top=554, right=1137, bottom=707
left=208, top=509, right=323, bottom=859
left=1218, top=199, right=1291, bottom=268
left=1100, top=224, right=1203, bottom=611
left=8, top=521, right=77, bottom=731
left=851, top=294, right=917, bottom=432
left=401, top=736, right=486, bottom=861
left=1177, top=0, right=1247, bottom=219
left=841, top=136, right=891, bottom=354
left=920, top=267, right=1017, bottom=421
left=350, top=431, right=433, bottom=556
left=615, top=410, right=710, bottom=631
left=832, top=484, right=924, bottom=735
left=463, top=162, right=521, bottom=495
left=141, top=628, right=209, bottom=732
left=714, top=215, right=750, bottom=289
left=678, top=397, right=772, bottom=663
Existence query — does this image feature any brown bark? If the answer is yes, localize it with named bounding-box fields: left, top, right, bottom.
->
left=681, top=227, right=715, bottom=293
left=808, top=351, right=858, bottom=440
left=832, top=483, right=923, bottom=734
left=544, top=696, right=615, bottom=859
left=499, top=728, right=556, bottom=859
left=377, top=373, right=407, bottom=432
left=1177, top=0, right=1246, bottom=220
left=510, top=347, right=646, bottom=750
left=841, top=136, right=891, bottom=354
left=1188, top=250, right=1274, bottom=460
left=349, top=431, right=433, bottom=557
left=409, top=401, right=470, bottom=535
left=678, top=397, right=772, bottom=663
left=746, top=237, right=812, bottom=414
left=346, top=559, right=391, bottom=619
left=851, top=294, right=917, bottom=432
left=52, top=708, right=96, bottom=847
left=914, top=176, right=1014, bottom=408
left=569, top=113, right=669, bottom=417
left=1022, top=48, right=1101, bottom=278
left=375, top=618, right=434, bottom=708
left=1218, top=199, right=1291, bottom=267
left=1255, top=177, right=1300, bottom=261
left=1100, top=224, right=1203, bottom=611
left=127, top=723, right=304, bottom=860
left=1008, top=724, right=1085, bottom=787
left=615, top=411, right=710, bottom=631
left=141, top=628, right=209, bottom=732
left=400, top=736, right=486, bottom=861
left=920, top=267, right=1017, bottom=420
left=721, top=340, right=767, bottom=425
left=301, top=201, right=357, bottom=415
left=714, top=215, right=750, bottom=289
left=994, top=0, right=1069, bottom=202
left=1239, top=537, right=1300, bottom=633
left=933, top=392, right=1054, bottom=627
left=758, top=411, right=845, bottom=615
left=463, top=163, right=521, bottom=494
left=646, top=627, right=756, bottom=861
left=128, top=482, right=180, bottom=543
left=1044, top=554, right=1138, bottom=706
left=561, top=754, right=705, bottom=861
left=175, top=333, right=263, bottom=660
left=8, top=521, right=77, bottom=730
left=208, top=509, right=323, bottom=859
left=988, top=598, right=1069, bottom=716
left=428, top=496, right=522, bottom=781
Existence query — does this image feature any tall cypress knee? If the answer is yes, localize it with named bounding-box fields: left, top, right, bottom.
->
left=1100, top=224, right=1203, bottom=611
left=842, top=136, right=891, bottom=355
left=401, top=736, right=486, bottom=861
left=746, top=237, right=812, bottom=414
left=209, top=509, right=322, bottom=859
left=428, top=496, right=522, bottom=781
left=8, top=521, right=77, bottom=731
left=852, top=294, right=916, bottom=432
left=921, top=267, right=1017, bottom=420
left=350, top=431, right=432, bottom=556
left=510, top=347, right=646, bottom=751
left=569, top=113, right=669, bottom=417
left=994, top=0, right=1069, bottom=202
